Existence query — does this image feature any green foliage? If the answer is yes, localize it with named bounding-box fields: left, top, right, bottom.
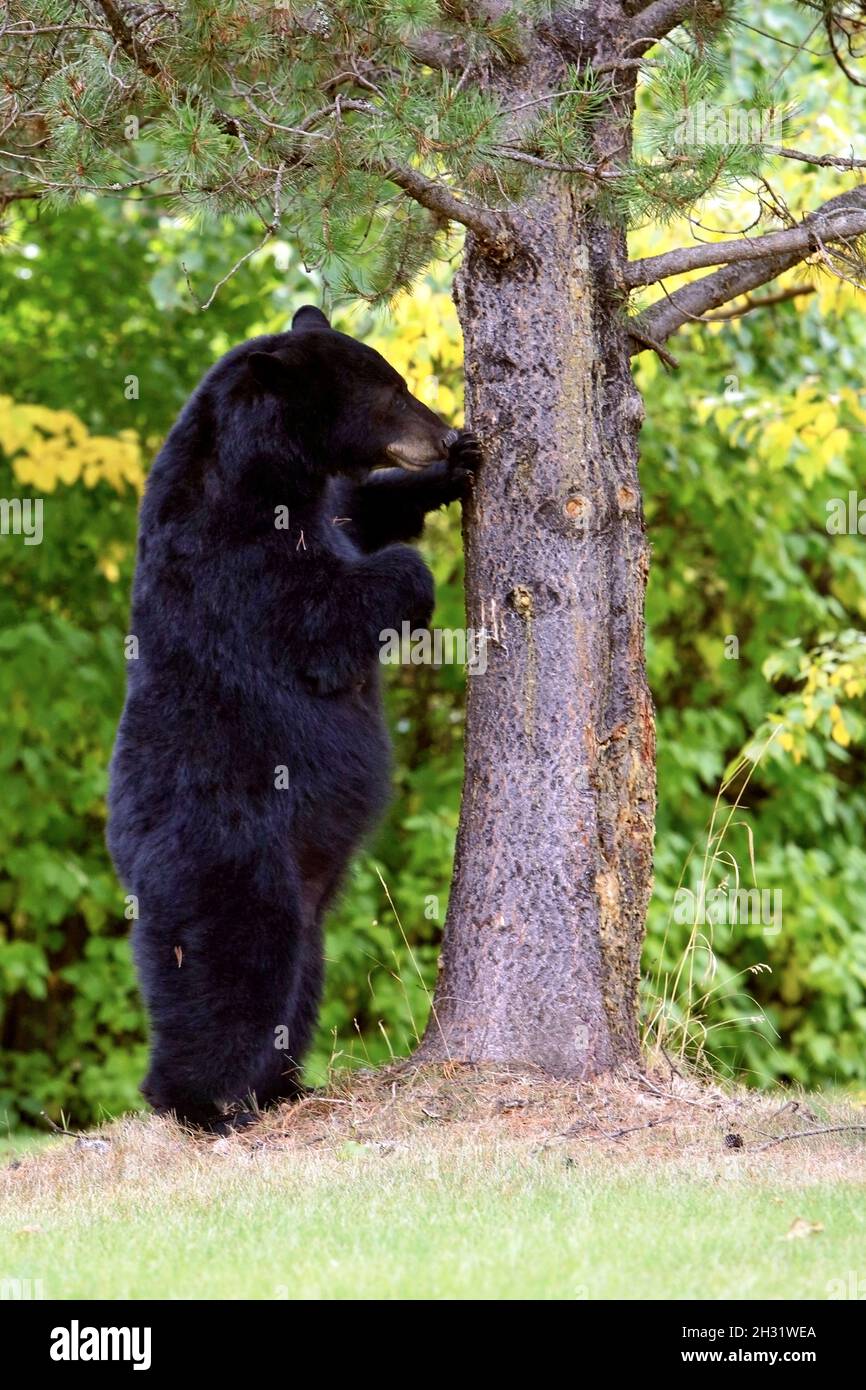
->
left=333, top=200, right=440, bottom=303
left=152, top=101, right=238, bottom=187
left=524, top=64, right=608, bottom=167
left=0, top=200, right=311, bottom=439
left=0, top=0, right=815, bottom=301
left=614, top=49, right=795, bottom=226
left=639, top=291, right=866, bottom=1088
left=0, top=443, right=145, bottom=1126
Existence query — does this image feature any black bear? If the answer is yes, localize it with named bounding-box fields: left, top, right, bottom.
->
left=107, top=305, right=479, bottom=1130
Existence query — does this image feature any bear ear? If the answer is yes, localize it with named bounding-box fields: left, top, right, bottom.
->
left=292, top=304, right=330, bottom=333
left=248, top=351, right=292, bottom=392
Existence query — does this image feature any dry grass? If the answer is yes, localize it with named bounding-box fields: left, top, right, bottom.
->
left=6, top=1062, right=866, bottom=1201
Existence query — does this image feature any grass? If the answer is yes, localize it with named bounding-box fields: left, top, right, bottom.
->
left=3, top=1064, right=865, bottom=1300
left=0, top=1130, right=56, bottom=1160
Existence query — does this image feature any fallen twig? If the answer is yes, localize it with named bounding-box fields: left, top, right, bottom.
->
left=754, top=1125, right=866, bottom=1152
left=569, top=1118, right=675, bottom=1142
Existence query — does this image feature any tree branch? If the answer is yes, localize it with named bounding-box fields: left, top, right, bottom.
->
left=626, top=0, right=710, bottom=55
left=824, top=8, right=866, bottom=89
left=405, top=32, right=465, bottom=73
left=702, top=284, right=815, bottom=320
left=0, top=186, right=44, bottom=206
left=768, top=145, right=866, bottom=171
left=92, top=0, right=161, bottom=78
left=630, top=186, right=866, bottom=348
left=626, top=185, right=866, bottom=288
left=630, top=258, right=803, bottom=348
left=626, top=323, right=681, bottom=368
left=378, top=161, right=515, bottom=257
left=630, top=264, right=808, bottom=350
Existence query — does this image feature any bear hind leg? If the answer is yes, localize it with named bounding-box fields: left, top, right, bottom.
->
left=252, top=860, right=337, bottom=1110
left=135, top=870, right=305, bottom=1129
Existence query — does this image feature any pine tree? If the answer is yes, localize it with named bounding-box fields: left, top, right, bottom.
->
left=4, top=0, right=866, bottom=1076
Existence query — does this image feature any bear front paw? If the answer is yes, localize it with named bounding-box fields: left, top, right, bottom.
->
left=447, top=430, right=483, bottom=488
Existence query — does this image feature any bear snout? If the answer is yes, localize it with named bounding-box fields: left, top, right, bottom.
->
left=386, top=428, right=453, bottom=468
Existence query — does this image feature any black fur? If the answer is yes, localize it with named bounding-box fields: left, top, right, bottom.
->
left=106, top=306, right=478, bottom=1129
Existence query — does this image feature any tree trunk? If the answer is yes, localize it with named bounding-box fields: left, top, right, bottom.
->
left=419, top=171, right=655, bottom=1076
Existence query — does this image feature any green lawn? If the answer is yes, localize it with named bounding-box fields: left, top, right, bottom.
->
left=0, top=1130, right=57, bottom=1160
left=3, top=1130, right=864, bottom=1300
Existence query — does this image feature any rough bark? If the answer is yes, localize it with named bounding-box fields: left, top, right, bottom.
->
left=419, top=16, right=655, bottom=1077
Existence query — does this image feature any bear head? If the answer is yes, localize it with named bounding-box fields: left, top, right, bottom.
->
left=248, top=305, right=455, bottom=477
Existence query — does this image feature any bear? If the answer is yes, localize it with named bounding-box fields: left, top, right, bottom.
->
left=106, top=304, right=480, bottom=1131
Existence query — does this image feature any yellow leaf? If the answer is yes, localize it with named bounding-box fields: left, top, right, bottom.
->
left=832, top=719, right=851, bottom=748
